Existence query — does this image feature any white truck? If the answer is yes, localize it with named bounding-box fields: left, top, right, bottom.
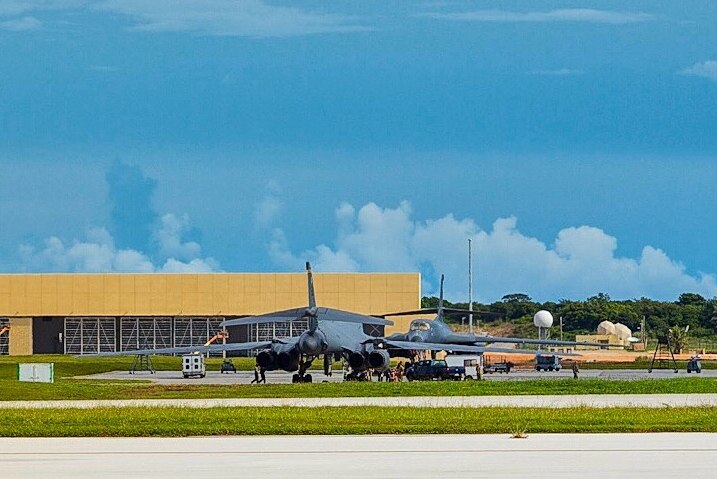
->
left=445, top=354, right=483, bottom=380
left=182, top=353, right=206, bottom=379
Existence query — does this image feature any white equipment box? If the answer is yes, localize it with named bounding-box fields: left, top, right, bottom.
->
left=18, top=363, right=54, bottom=383
left=182, top=354, right=206, bottom=379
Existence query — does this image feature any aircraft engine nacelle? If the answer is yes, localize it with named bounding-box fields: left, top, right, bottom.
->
left=276, top=349, right=300, bottom=372
left=368, top=349, right=390, bottom=371
left=348, top=352, right=367, bottom=370
left=256, top=351, right=278, bottom=370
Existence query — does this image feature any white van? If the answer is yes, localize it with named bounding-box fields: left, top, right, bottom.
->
left=445, top=354, right=482, bottom=380
left=182, top=353, right=206, bottom=378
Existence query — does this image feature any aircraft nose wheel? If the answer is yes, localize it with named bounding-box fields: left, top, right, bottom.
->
left=292, top=373, right=313, bottom=383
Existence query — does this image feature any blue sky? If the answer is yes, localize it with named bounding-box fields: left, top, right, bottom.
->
left=1, top=1, right=717, bottom=301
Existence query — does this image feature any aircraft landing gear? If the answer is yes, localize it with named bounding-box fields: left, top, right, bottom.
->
left=292, top=356, right=315, bottom=383
left=292, top=373, right=313, bottom=383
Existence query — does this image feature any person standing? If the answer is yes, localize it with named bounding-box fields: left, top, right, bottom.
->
left=572, top=361, right=580, bottom=379
left=251, top=365, right=260, bottom=384
left=259, top=367, right=266, bottom=384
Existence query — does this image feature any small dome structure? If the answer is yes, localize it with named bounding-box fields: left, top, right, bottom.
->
left=597, top=321, right=616, bottom=335
left=614, top=323, right=632, bottom=341
left=533, top=310, right=554, bottom=328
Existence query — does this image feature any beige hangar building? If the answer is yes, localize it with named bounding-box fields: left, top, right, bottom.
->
left=0, top=272, right=421, bottom=356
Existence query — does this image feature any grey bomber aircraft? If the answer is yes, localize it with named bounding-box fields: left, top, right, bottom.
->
left=80, top=264, right=545, bottom=382
left=384, top=275, right=613, bottom=353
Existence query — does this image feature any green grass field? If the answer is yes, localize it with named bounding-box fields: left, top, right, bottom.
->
left=1, top=354, right=717, bottom=401
left=2, top=406, right=717, bottom=436
left=2, top=377, right=717, bottom=401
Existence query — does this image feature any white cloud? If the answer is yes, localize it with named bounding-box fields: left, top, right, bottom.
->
left=254, top=180, right=282, bottom=228
left=20, top=214, right=219, bottom=273
left=0, top=1, right=83, bottom=16
left=97, top=0, right=369, bottom=37
left=268, top=201, right=717, bottom=302
left=153, top=213, right=202, bottom=261
left=418, top=9, right=654, bottom=24
left=0, top=16, right=42, bottom=31
left=679, top=61, right=717, bottom=82
left=528, top=68, right=584, bottom=76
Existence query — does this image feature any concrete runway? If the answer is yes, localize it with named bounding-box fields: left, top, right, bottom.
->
left=1, top=434, right=714, bottom=479
left=4, top=393, right=717, bottom=409
left=77, top=367, right=717, bottom=384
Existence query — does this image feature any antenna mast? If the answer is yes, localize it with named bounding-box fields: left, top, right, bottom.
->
left=468, top=238, right=473, bottom=334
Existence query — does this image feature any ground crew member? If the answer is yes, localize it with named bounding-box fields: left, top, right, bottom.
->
left=572, top=361, right=580, bottom=379
left=259, top=367, right=266, bottom=384
left=251, top=365, right=260, bottom=384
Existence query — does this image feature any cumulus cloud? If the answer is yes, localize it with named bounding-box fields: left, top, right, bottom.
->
left=418, top=9, right=654, bottom=24
left=0, top=16, right=42, bottom=31
left=268, top=201, right=717, bottom=302
left=97, top=0, right=369, bottom=37
left=679, top=61, right=717, bottom=82
left=20, top=224, right=218, bottom=273
left=254, top=181, right=282, bottom=228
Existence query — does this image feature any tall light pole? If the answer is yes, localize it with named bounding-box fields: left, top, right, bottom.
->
left=468, top=238, right=473, bottom=334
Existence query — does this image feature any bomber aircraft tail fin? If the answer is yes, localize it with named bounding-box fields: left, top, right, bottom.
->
left=436, top=274, right=445, bottom=322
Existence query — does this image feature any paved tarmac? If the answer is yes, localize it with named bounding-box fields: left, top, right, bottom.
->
left=1, top=434, right=714, bottom=479
left=4, top=393, right=717, bottom=409
left=76, top=367, right=717, bottom=384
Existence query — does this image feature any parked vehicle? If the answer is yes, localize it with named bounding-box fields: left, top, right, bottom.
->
left=484, top=356, right=514, bottom=374
left=687, top=356, right=702, bottom=373
left=182, top=353, right=206, bottom=378
left=535, top=354, right=562, bottom=372
left=405, top=359, right=465, bottom=381
left=445, top=355, right=481, bottom=379
left=220, top=360, right=237, bottom=373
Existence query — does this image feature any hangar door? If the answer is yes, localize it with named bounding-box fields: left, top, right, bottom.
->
left=174, top=317, right=224, bottom=356
left=120, top=317, right=172, bottom=352
left=64, top=317, right=116, bottom=354
left=0, top=317, right=8, bottom=355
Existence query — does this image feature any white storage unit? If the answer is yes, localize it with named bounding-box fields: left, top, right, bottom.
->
left=182, top=353, right=206, bottom=378
left=18, top=363, right=54, bottom=383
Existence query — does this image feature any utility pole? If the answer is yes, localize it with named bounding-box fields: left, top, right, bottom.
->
left=468, top=238, right=473, bottom=334
left=560, top=316, right=563, bottom=342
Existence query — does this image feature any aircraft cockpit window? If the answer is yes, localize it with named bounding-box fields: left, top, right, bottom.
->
left=410, top=321, right=431, bottom=331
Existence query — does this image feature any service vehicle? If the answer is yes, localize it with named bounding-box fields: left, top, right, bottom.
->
left=445, top=355, right=481, bottom=379
left=405, top=359, right=465, bottom=381
left=687, top=356, right=702, bottom=373
left=483, top=356, right=514, bottom=374
left=220, top=360, right=237, bottom=373
left=535, top=354, right=562, bottom=372
left=182, top=353, right=206, bottom=378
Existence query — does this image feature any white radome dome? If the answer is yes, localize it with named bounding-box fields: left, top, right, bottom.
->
left=533, top=310, right=554, bottom=328
left=597, top=321, right=616, bottom=335
left=614, top=323, right=632, bottom=341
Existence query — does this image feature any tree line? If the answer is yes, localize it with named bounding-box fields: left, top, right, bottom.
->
left=421, top=292, right=717, bottom=339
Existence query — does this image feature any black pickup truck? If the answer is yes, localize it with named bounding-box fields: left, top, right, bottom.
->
left=405, top=359, right=466, bottom=381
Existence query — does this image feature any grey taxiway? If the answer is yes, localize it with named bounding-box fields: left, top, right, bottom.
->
left=1, top=434, right=714, bottom=479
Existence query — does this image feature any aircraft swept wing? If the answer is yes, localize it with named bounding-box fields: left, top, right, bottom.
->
left=470, top=336, right=611, bottom=348
left=75, top=340, right=273, bottom=358
left=222, top=307, right=392, bottom=327
left=384, top=340, right=580, bottom=357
